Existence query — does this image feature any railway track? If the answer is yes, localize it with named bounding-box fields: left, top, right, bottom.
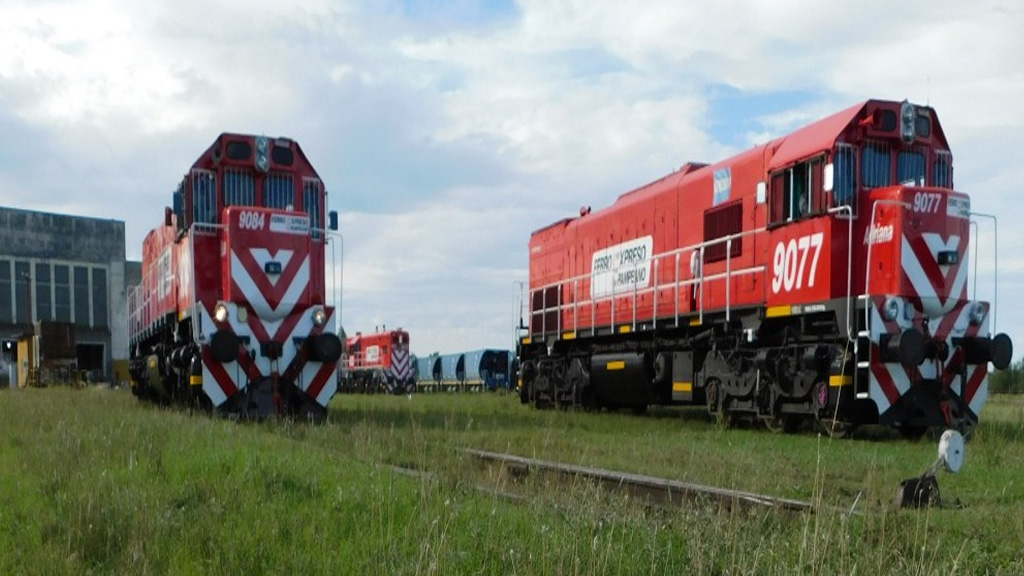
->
left=261, top=420, right=843, bottom=515
left=461, top=448, right=829, bottom=514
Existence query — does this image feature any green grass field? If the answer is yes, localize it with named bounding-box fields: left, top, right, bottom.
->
left=2, top=387, right=1022, bottom=575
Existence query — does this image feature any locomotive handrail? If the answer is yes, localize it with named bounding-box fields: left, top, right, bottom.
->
left=527, top=226, right=767, bottom=338
left=326, top=231, right=344, bottom=331
left=531, top=265, right=768, bottom=337
left=969, top=212, right=998, bottom=333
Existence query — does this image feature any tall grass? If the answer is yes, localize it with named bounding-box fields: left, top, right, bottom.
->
left=2, top=388, right=1022, bottom=574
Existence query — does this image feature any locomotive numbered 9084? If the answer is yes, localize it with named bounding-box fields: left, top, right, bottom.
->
left=128, top=134, right=342, bottom=420
left=518, top=99, right=1012, bottom=436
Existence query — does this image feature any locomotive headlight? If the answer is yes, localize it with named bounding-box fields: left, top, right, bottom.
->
left=969, top=302, right=986, bottom=326
left=312, top=307, right=327, bottom=327
left=255, top=136, right=270, bottom=173
left=883, top=297, right=902, bottom=322
left=214, top=302, right=229, bottom=324
left=900, top=100, right=916, bottom=144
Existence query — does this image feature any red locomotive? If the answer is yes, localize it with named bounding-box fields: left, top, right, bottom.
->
left=518, top=99, right=1012, bottom=436
left=340, top=328, right=416, bottom=394
left=128, top=134, right=342, bottom=420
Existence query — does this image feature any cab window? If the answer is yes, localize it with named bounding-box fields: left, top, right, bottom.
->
left=265, top=174, right=294, bottom=209
left=303, top=178, right=323, bottom=239
left=934, top=151, right=953, bottom=189
left=897, top=149, right=925, bottom=185
left=832, top=144, right=856, bottom=211
left=224, top=169, right=255, bottom=207
left=192, top=170, right=217, bottom=224
left=861, top=141, right=891, bottom=188
left=770, top=156, right=823, bottom=225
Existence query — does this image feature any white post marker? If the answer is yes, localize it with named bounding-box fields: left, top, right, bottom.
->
left=933, top=429, right=965, bottom=475
left=897, top=429, right=966, bottom=508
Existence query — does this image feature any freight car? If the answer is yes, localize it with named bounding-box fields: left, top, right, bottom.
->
left=518, top=99, right=1012, bottom=436
left=340, top=328, right=415, bottom=394
left=416, top=349, right=513, bottom=392
left=128, top=134, right=342, bottom=420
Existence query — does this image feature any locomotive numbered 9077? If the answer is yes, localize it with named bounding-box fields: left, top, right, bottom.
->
left=518, top=99, right=1012, bottom=436
left=128, top=134, right=342, bottom=420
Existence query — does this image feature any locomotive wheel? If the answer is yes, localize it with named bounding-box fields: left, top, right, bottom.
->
left=705, top=379, right=728, bottom=425
left=519, top=381, right=531, bottom=404
left=756, top=384, right=782, bottom=432
left=559, top=358, right=589, bottom=410
left=705, top=379, right=719, bottom=414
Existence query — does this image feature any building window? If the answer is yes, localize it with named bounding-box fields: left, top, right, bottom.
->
left=36, top=263, right=51, bottom=322
left=93, top=268, right=108, bottom=328
left=74, top=266, right=90, bottom=326
left=14, top=261, right=29, bottom=325
left=54, top=265, right=71, bottom=322
left=0, top=260, right=10, bottom=324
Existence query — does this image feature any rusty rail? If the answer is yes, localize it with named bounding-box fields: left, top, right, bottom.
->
left=462, top=448, right=820, bottom=513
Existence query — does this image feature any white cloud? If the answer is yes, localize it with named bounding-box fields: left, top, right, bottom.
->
left=1, top=0, right=1023, bottom=355
left=333, top=188, right=532, bottom=353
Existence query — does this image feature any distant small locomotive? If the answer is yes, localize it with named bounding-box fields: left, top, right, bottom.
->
left=518, top=99, right=1012, bottom=436
left=340, top=328, right=416, bottom=394
left=128, top=134, right=342, bottom=420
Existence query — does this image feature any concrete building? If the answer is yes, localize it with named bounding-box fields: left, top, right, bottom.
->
left=0, top=207, right=140, bottom=386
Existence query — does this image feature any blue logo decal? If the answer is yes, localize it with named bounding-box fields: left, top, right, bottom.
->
left=713, top=168, right=731, bottom=206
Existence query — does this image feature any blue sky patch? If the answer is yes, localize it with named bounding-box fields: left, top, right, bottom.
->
left=706, top=85, right=821, bottom=148
left=396, top=0, right=519, bottom=29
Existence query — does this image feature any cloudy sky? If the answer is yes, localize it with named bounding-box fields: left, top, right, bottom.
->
left=1, top=0, right=1022, bottom=358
